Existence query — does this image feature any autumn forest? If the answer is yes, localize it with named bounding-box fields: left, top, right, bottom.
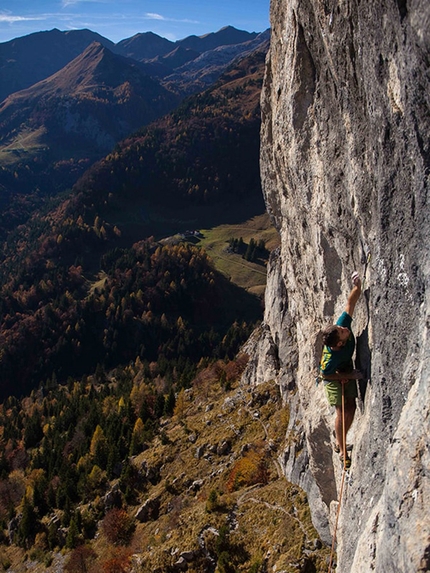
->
left=0, top=41, right=286, bottom=573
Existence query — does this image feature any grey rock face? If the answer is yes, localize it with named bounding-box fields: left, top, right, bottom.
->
left=135, top=496, right=161, bottom=522
left=250, top=1, right=430, bottom=571
left=103, top=483, right=122, bottom=510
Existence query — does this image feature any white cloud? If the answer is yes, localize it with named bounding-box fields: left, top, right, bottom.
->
left=61, top=0, right=110, bottom=7
left=145, top=12, right=165, bottom=21
left=0, top=13, right=47, bottom=23
left=144, top=13, right=199, bottom=24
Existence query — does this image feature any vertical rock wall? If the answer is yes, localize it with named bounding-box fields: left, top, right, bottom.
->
left=246, top=0, right=430, bottom=570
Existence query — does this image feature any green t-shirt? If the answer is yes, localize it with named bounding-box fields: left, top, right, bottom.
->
left=320, top=311, right=355, bottom=378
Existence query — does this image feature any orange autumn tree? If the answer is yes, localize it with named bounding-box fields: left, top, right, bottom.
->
left=226, top=444, right=269, bottom=492
left=100, top=548, right=131, bottom=573
left=101, top=508, right=135, bottom=546
left=64, top=545, right=97, bottom=573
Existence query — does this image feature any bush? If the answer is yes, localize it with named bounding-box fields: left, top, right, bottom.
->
left=206, top=489, right=219, bottom=513
left=1, top=558, right=11, bottom=572
left=206, top=489, right=228, bottom=513
left=65, top=545, right=97, bottom=573
left=101, top=508, right=135, bottom=546
left=101, top=548, right=131, bottom=573
left=217, top=551, right=236, bottom=573
left=249, top=558, right=263, bottom=573
left=226, top=447, right=269, bottom=492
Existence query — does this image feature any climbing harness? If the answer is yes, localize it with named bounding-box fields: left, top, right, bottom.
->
left=327, top=383, right=349, bottom=573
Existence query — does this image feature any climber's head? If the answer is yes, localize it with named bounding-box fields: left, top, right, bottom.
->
left=322, top=325, right=350, bottom=350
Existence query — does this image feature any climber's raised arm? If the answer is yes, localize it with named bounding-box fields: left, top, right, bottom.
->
left=345, top=272, right=361, bottom=317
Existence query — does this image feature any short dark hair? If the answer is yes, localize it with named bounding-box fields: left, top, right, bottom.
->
left=322, top=325, right=339, bottom=347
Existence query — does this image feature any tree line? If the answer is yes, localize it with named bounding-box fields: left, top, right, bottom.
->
left=0, top=236, right=259, bottom=400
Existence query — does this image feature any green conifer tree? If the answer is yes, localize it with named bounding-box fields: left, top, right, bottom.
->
left=17, top=496, right=37, bottom=548
left=164, top=387, right=176, bottom=416
left=66, top=515, right=80, bottom=549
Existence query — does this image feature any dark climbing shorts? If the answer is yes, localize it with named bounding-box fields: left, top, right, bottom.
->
left=324, top=379, right=358, bottom=407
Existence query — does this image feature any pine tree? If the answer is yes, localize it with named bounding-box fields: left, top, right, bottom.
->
left=155, top=393, right=165, bottom=418
left=66, top=515, right=80, bottom=549
left=17, top=496, right=37, bottom=548
left=106, top=445, right=120, bottom=479
left=129, top=418, right=144, bottom=456
left=164, top=387, right=176, bottom=416
left=90, top=425, right=108, bottom=469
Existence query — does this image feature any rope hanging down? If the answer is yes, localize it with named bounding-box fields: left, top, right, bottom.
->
left=328, top=382, right=348, bottom=573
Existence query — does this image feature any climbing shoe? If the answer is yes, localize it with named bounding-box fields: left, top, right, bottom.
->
left=339, top=453, right=352, bottom=469
left=334, top=443, right=353, bottom=454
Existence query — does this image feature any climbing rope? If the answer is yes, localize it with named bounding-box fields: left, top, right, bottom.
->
left=361, top=251, right=371, bottom=291
left=328, top=383, right=348, bottom=573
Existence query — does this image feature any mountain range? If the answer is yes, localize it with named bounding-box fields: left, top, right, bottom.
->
left=0, top=26, right=263, bottom=102
left=0, top=41, right=180, bottom=160
left=0, top=26, right=269, bottom=236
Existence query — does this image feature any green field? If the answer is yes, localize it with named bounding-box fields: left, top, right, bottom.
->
left=189, top=213, right=279, bottom=298
left=200, top=213, right=279, bottom=297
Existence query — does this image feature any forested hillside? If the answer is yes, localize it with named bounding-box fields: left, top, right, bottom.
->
left=0, top=237, right=259, bottom=399
left=71, top=48, right=265, bottom=225
left=0, top=49, right=266, bottom=401
left=0, top=356, right=328, bottom=573
left=0, top=46, right=299, bottom=573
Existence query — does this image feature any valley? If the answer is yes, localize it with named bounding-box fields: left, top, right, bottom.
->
left=0, top=21, right=330, bottom=573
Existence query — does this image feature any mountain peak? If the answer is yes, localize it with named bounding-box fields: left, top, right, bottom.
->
left=114, top=32, right=174, bottom=61
left=0, top=28, right=115, bottom=101
left=40, top=41, right=124, bottom=92
left=177, top=26, right=258, bottom=52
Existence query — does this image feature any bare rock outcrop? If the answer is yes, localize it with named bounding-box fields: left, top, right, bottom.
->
left=245, top=1, right=429, bottom=571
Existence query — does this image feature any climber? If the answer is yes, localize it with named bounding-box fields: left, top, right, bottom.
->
left=320, top=272, right=363, bottom=469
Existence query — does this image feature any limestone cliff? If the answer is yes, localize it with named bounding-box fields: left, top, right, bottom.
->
left=244, top=1, right=430, bottom=571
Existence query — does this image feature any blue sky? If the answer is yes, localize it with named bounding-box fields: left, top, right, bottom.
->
left=0, top=0, right=270, bottom=44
